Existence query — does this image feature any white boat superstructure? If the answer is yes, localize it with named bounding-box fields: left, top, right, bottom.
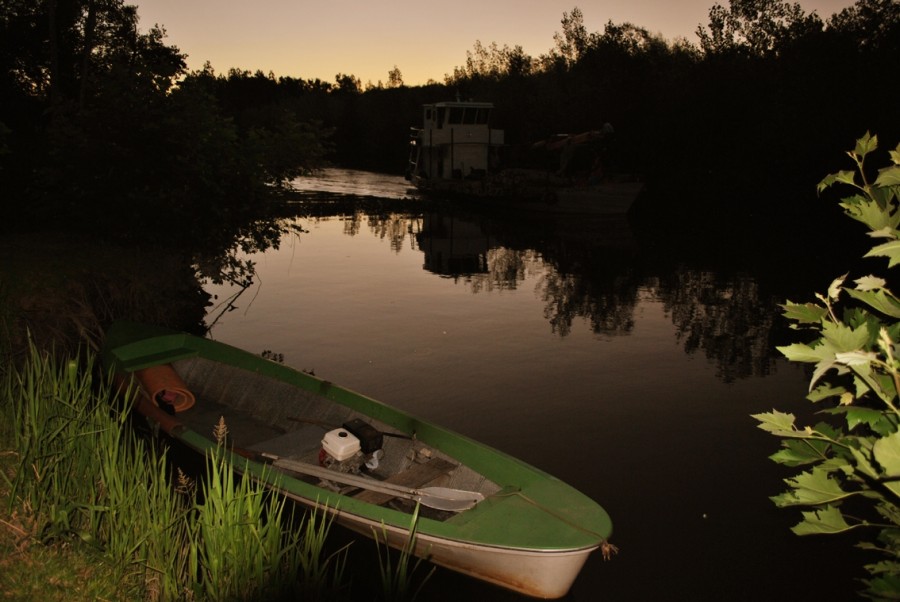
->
left=407, top=100, right=505, bottom=183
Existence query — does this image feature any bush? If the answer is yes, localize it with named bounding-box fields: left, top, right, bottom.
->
left=754, top=133, right=900, bottom=598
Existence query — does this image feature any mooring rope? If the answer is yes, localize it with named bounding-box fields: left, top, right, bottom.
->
left=492, top=488, right=619, bottom=560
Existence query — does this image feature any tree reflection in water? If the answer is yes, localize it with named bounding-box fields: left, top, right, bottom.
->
left=203, top=195, right=793, bottom=384
left=395, top=205, right=782, bottom=380
left=660, top=269, right=779, bottom=383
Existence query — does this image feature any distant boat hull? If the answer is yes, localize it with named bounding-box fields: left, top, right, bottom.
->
left=102, top=321, right=613, bottom=599
left=411, top=171, right=643, bottom=215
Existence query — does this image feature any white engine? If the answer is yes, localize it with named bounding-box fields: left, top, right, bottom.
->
left=320, top=425, right=383, bottom=474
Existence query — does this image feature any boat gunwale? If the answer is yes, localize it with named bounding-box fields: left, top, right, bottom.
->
left=102, top=322, right=612, bottom=553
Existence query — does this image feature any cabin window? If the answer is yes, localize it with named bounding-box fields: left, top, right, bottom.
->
left=448, top=107, right=464, bottom=124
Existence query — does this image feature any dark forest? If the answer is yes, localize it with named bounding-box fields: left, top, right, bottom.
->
left=1, top=1, right=898, bottom=246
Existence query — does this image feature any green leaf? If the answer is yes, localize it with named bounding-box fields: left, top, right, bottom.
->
left=835, top=350, right=879, bottom=366
left=818, top=170, right=857, bottom=193
left=875, top=165, right=900, bottom=188
left=842, top=196, right=899, bottom=231
left=856, top=275, right=888, bottom=291
left=808, top=384, right=847, bottom=402
left=855, top=132, right=878, bottom=158
left=781, top=301, right=827, bottom=324
left=846, top=288, right=900, bottom=319
left=863, top=559, right=900, bottom=577
left=866, top=240, right=900, bottom=268
left=872, top=185, right=900, bottom=209
left=890, top=144, right=900, bottom=166
left=811, top=421, right=842, bottom=441
left=874, top=432, right=900, bottom=477
left=769, top=439, right=832, bottom=467
left=821, top=320, right=872, bottom=352
left=775, top=467, right=850, bottom=506
left=752, top=410, right=797, bottom=436
left=874, top=501, right=900, bottom=526
left=850, top=445, right=881, bottom=480
left=883, top=480, right=900, bottom=501
left=869, top=226, right=897, bottom=239
left=864, top=573, right=900, bottom=599
left=837, top=406, right=892, bottom=432
left=820, top=456, right=854, bottom=475
left=778, top=342, right=832, bottom=363
left=828, top=274, right=847, bottom=301
left=809, top=359, right=840, bottom=392
left=791, top=505, right=852, bottom=535
left=847, top=362, right=897, bottom=404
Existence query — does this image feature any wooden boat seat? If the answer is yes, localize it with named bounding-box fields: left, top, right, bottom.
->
left=354, top=457, right=457, bottom=506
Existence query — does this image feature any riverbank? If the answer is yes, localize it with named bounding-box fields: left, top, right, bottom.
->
left=0, top=234, right=203, bottom=600
left=0, top=233, right=208, bottom=363
left=0, top=232, right=435, bottom=601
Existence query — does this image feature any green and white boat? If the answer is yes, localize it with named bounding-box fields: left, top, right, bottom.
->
left=102, top=321, right=614, bottom=599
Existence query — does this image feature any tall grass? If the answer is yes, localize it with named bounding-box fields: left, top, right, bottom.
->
left=0, top=341, right=354, bottom=600
left=295, top=500, right=351, bottom=600
left=372, top=504, right=435, bottom=602
left=189, top=441, right=306, bottom=601
left=1, top=341, right=192, bottom=598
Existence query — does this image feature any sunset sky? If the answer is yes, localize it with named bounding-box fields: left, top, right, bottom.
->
left=131, top=0, right=857, bottom=86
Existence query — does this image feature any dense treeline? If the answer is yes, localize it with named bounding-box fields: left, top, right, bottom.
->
left=0, top=0, right=330, bottom=247
left=1, top=0, right=898, bottom=244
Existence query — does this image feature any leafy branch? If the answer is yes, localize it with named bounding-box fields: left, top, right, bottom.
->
left=756, top=133, right=900, bottom=597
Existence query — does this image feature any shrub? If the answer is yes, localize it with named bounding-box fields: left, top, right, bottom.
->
left=754, top=133, right=900, bottom=598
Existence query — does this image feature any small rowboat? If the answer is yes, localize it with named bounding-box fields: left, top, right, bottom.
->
left=101, top=321, right=614, bottom=599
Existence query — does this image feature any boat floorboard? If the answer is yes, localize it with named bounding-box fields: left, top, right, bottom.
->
left=248, top=424, right=328, bottom=459
left=353, top=457, right=457, bottom=506
left=177, top=397, right=286, bottom=448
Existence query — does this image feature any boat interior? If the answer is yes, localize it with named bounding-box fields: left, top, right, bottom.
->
left=160, top=356, right=502, bottom=518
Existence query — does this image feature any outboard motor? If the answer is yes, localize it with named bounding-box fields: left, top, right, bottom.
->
left=319, top=418, right=384, bottom=473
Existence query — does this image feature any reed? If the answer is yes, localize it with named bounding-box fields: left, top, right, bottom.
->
left=295, top=501, right=351, bottom=600
left=187, top=430, right=351, bottom=601
left=1, top=340, right=193, bottom=598
left=372, top=504, right=435, bottom=602
left=1, top=343, right=348, bottom=600
left=189, top=444, right=286, bottom=600
left=3, top=342, right=103, bottom=540
left=90, top=405, right=192, bottom=601
left=1, top=340, right=432, bottom=600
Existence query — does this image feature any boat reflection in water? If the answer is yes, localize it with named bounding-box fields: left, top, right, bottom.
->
left=414, top=208, right=640, bottom=339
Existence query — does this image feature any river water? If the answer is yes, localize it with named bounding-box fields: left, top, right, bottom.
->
left=203, top=169, right=865, bottom=600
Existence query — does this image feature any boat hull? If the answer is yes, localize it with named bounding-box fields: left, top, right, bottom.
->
left=102, top=321, right=612, bottom=599
left=284, top=490, right=596, bottom=599
left=412, top=173, right=643, bottom=215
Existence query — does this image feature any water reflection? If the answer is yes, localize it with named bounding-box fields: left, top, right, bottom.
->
left=276, top=199, right=786, bottom=381
left=416, top=213, right=495, bottom=277
left=660, top=268, right=780, bottom=382
left=415, top=211, right=641, bottom=337
left=204, top=166, right=793, bottom=383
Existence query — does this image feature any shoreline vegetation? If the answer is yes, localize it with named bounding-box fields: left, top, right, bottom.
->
left=0, top=337, right=434, bottom=601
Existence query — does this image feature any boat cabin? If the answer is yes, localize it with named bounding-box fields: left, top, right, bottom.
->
left=408, top=100, right=505, bottom=182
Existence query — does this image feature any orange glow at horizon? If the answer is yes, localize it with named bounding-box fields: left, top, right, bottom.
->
left=132, top=0, right=857, bottom=86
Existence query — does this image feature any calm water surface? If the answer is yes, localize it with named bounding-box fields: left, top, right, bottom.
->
left=204, top=169, right=864, bottom=600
